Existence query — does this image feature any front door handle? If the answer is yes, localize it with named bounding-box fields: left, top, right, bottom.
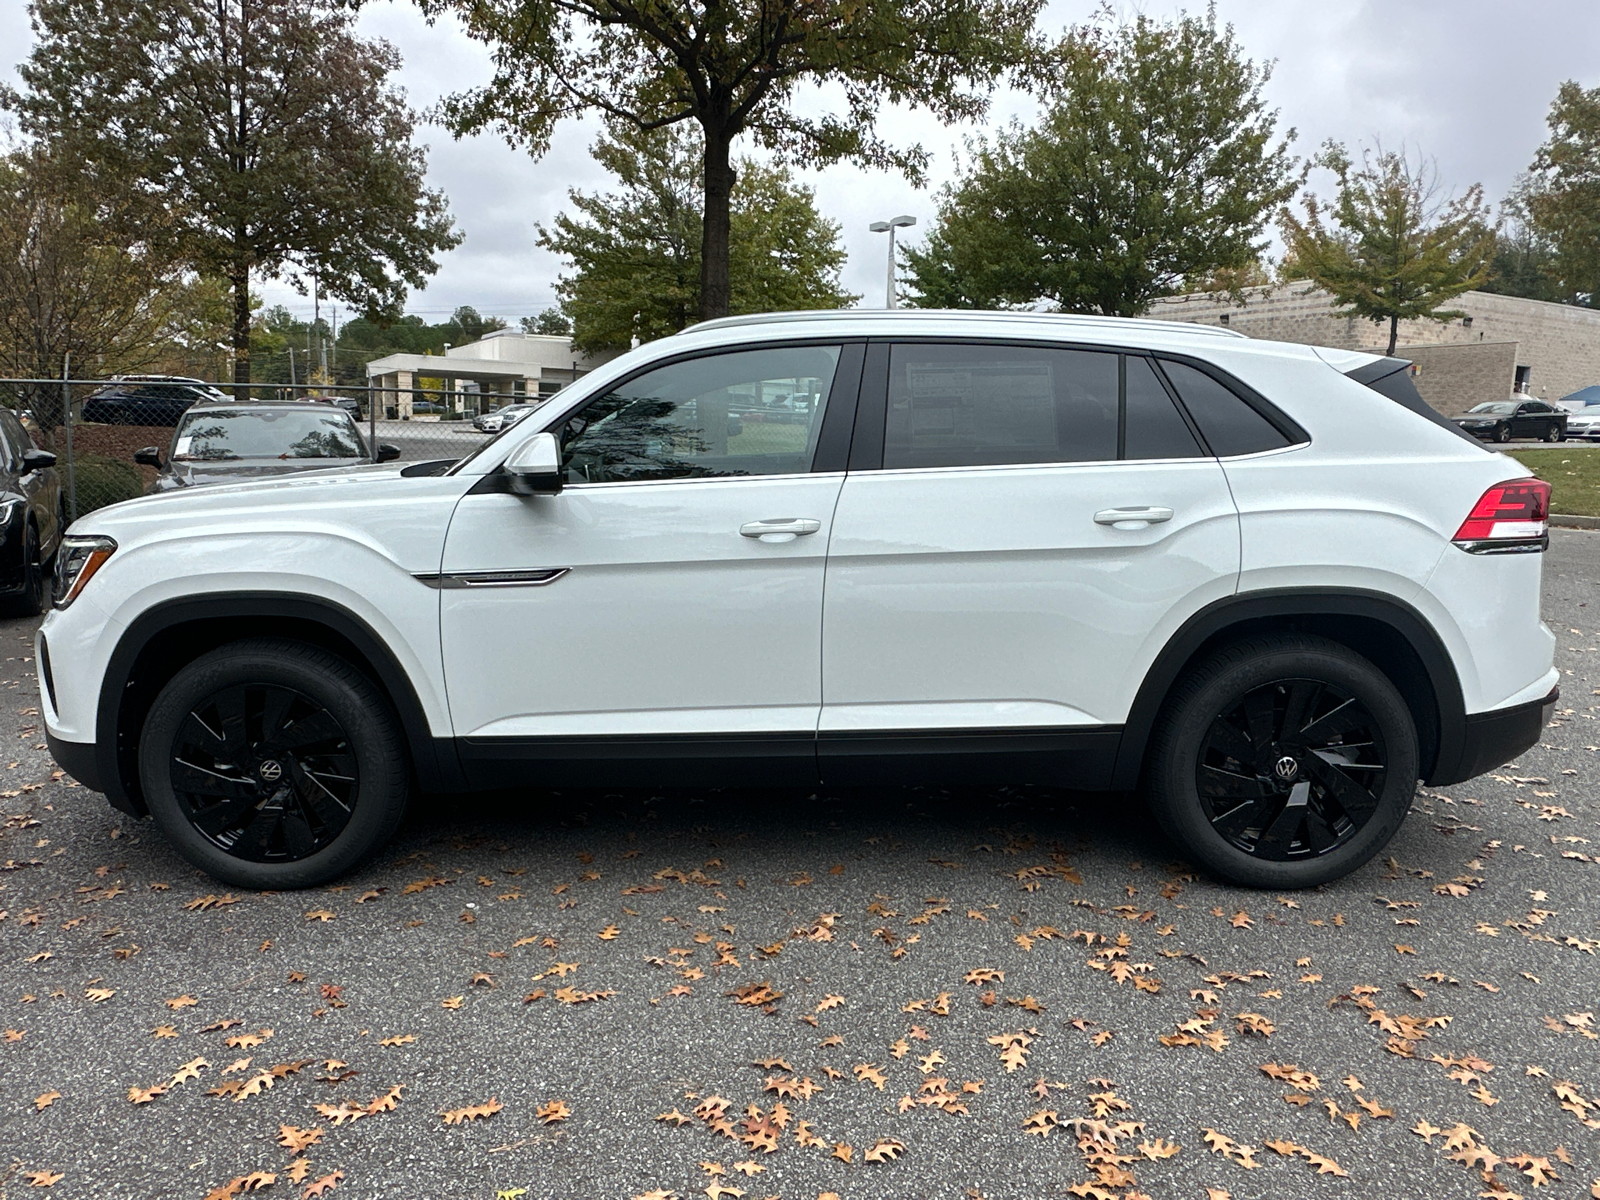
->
left=1094, top=506, right=1175, bottom=531
left=740, top=517, right=822, bottom=543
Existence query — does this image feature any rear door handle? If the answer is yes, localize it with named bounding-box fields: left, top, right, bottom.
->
left=1094, top=506, right=1174, bottom=530
left=740, top=517, right=821, bottom=543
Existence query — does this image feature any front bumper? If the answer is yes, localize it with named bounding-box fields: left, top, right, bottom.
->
left=1428, top=686, right=1558, bottom=786
left=45, top=730, right=105, bottom=794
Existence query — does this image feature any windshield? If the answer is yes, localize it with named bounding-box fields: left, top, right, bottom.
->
left=1467, top=402, right=1516, bottom=415
left=173, top=409, right=367, bottom=461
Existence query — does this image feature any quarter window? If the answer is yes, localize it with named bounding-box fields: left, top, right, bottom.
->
left=1157, top=360, right=1293, bottom=456
left=559, top=345, right=840, bottom=484
left=1125, top=356, right=1203, bottom=460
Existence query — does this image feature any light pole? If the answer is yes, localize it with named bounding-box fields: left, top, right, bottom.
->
left=869, top=215, right=916, bottom=308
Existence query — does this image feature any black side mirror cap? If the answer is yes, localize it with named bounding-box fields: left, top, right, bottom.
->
left=133, top=446, right=162, bottom=468
left=22, top=448, right=57, bottom=470
left=375, top=444, right=401, bottom=463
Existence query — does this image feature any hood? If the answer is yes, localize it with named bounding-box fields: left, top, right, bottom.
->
left=165, top=458, right=369, bottom=488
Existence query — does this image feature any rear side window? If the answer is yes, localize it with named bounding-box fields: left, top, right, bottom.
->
left=1159, top=360, right=1293, bottom=456
left=884, top=344, right=1118, bottom=468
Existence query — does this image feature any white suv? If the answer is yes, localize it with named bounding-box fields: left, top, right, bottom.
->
left=37, top=311, right=1558, bottom=890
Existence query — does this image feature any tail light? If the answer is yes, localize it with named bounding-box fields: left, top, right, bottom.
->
left=1452, top=479, right=1550, bottom=553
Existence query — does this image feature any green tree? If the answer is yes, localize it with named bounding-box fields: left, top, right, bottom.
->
left=903, top=9, right=1296, bottom=316
left=422, top=0, right=1042, bottom=323
left=523, top=308, right=572, bottom=337
left=538, top=125, right=856, bottom=353
left=450, top=306, right=508, bottom=342
left=1280, top=142, right=1496, bottom=355
left=6, top=0, right=461, bottom=385
left=1480, top=207, right=1567, bottom=305
left=1519, top=81, right=1600, bottom=306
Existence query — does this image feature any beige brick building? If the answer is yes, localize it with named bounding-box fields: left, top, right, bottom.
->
left=1148, top=281, right=1600, bottom=416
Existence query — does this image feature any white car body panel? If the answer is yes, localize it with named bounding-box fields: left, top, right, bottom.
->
left=820, top=457, right=1239, bottom=730
left=439, top=474, right=845, bottom=738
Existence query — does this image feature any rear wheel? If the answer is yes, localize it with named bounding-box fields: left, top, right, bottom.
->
left=1145, top=634, right=1418, bottom=888
left=139, top=639, right=409, bottom=888
left=1544, top=422, right=1561, bottom=442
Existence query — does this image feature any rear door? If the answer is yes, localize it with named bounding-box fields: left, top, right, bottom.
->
left=818, top=341, right=1241, bottom=783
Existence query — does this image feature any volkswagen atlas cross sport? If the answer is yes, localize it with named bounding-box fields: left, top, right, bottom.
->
left=36, top=310, right=1558, bottom=891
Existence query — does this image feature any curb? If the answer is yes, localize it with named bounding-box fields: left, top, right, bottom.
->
left=1551, top=514, right=1600, bottom=530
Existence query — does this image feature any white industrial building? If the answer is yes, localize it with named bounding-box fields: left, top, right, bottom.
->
left=365, top=330, right=622, bottom=418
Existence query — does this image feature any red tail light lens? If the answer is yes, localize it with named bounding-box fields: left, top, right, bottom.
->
left=1452, top=478, right=1551, bottom=552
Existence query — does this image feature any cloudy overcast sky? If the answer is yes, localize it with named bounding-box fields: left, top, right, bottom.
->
left=6, top=0, right=1600, bottom=324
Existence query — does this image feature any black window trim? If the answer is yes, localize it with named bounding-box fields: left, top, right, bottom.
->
left=848, top=336, right=1305, bottom=471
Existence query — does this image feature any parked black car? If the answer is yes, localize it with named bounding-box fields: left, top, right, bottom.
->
left=81, top=376, right=231, bottom=426
left=0, top=408, right=64, bottom=615
left=134, top=402, right=400, bottom=493
left=1454, top=399, right=1568, bottom=443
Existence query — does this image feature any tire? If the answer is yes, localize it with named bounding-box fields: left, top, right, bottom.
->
left=139, top=639, right=409, bottom=889
left=0, top=522, right=47, bottom=617
left=1543, top=423, right=1560, bottom=442
left=1145, top=634, right=1418, bottom=889
left=1493, top=423, right=1511, bottom=443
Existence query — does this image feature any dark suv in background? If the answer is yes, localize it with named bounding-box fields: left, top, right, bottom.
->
left=81, top=376, right=231, bottom=426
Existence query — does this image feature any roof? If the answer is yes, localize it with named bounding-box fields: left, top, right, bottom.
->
left=679, top=308, right=1250, bottom=341
left=184, top=400, right=354, bottom=414
left=1561, top=384, right=1600, bottom=404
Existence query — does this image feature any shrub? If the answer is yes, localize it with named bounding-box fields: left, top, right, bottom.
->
left=69, top=454, right=145, bottom=515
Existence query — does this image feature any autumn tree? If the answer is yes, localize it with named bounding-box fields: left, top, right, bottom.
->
left=538, top=124, right=856, bottom=353
left=422, top=0, right=1043, bottom=323
left=1518, top=81, right=1600, bottom=307
left=1280, top=142, right=1496, bottom=356
left=0, top=149, right=182, bottom=430
left=5, top=0, right=461, bottom=385
left=903, top=9, right=1297, bottom=316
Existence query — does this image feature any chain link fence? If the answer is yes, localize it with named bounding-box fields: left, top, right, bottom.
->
left=0, top=375, right=546, bottom=520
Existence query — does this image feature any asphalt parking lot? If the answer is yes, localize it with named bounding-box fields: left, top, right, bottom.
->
left=3, top=534, right=1600, bottom=1200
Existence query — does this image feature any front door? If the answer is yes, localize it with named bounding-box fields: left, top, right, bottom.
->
left=819, top=341, right=1241, bottom=783
left=439, top=342, right=855, bottom=785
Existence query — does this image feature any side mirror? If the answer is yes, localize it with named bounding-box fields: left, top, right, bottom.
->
left=23, top=448, right=57, bottom=471
left=503, top=432, right=563, bottom=495
left=375, top=443, right=401, bottom=463
left=133, top=446, right=162, bottom=468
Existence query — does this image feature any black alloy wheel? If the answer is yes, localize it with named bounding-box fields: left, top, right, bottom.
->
left=1146, top=634, right=1418, bottom=888
left=1196, top=678, right=1385, bottom=861
left=1494, top=423, right=1511, bottom=443
left=1, top=521, right=46, bottom=617
left=1543, top=422, right=1561, bottom=442
left=140, top=639, right=408, bottom=888
left=169, top=682, right=359, bottom=862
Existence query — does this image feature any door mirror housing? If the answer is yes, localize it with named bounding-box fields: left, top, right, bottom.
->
left=23, top=448, right=57, bottom=471
left=375, top=443, right=401, bottom=463
left=503, top=432, right=563, bottom=495
left=133, top=446, right=161, bottom=468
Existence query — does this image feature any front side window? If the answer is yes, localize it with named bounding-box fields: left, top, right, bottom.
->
left=559, top=345, right=840, bottom=484
left=173, top=409, right=367, bottom=461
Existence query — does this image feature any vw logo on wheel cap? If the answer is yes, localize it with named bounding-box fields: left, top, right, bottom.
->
left=1273, top=755, right=1299, bottom=782
left=258, top=760, right=284, bottom=782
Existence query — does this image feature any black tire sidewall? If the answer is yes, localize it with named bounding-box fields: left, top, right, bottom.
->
left=1147, top=637, right=1418, bottom=889
left=139, top=641, right=408, bottom=889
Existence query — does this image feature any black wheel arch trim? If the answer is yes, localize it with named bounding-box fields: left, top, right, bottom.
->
left=1111, top=588, right=1468, bottom=791
left=93, top=593, right=465, bottom=817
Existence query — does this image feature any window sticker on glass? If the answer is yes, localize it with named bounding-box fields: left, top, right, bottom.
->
left=901, top=360, right=1056, bottom=449
left=173, top=435, right=193, bottom=458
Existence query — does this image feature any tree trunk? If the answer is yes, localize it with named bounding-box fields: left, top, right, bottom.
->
left=700, top=129, right=736, bottom=323
left=1386, top=313, right=1399, bottom=357
left=231, top=267, right=251, bottom=394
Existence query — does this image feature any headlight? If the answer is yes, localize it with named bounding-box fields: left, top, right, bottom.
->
left=53, top=535, right=116, bottom=610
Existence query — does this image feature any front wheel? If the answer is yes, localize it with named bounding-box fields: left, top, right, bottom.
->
left=139, top=639, right=409, bottom=888
left=1493, top=423, right=1512, bottom=443
left=0, top=522, right=47, bottom=617
left=1145, top=634, right=1418, bottom=889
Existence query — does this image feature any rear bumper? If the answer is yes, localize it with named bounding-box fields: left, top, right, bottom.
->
left=1427, top=687, right=1557, bottom=786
